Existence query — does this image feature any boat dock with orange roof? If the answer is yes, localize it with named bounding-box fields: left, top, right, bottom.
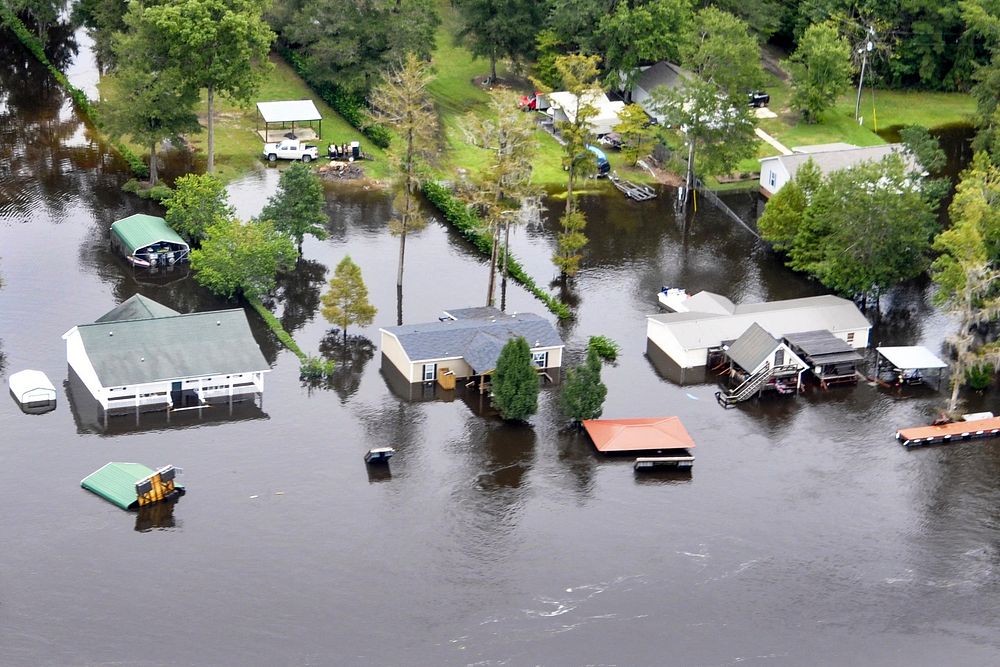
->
left=895, top=414, right=1000, bottom=448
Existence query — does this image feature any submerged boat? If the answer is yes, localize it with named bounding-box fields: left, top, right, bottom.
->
left=657, top=286, right=689, bottom=311
left=126, top=254, right=151, bottom=268
left=364, top=447, right=395, bottom=464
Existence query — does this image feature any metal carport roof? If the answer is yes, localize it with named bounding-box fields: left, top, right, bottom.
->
left=255, top=100, right=322, bottom=123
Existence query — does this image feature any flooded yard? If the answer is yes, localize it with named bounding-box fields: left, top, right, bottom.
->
left=1, top=32, right=999, bottom=666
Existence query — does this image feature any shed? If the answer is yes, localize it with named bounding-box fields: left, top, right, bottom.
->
left=256, top=100, right=322, bottom=142
left=8, top=369, right=56, bottom=408
left=81, top=462, right=184, bottom=510
left=110, top=214, right=189, bottom=269
left=784, top=329, right=863, bottom=385
left=876, top=346, right=946, bottom=387
left=629, top=60, right=693, bottom=123
left=582, top=416, right=695, bottom=453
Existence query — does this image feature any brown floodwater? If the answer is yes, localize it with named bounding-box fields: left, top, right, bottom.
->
left=1, top=25, right=999, bottom=667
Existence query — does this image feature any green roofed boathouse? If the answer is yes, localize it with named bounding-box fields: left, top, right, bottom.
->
left=110, top=213, right=189, bottom=269
left=81, top=462, right=184, bottom=510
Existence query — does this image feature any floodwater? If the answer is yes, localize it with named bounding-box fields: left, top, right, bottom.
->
left=2, top=29, right=1000, bottom=667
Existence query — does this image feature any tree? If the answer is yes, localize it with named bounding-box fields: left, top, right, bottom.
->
left=142, top=0, right=274, bottom=173
left=164, top=173, right=234, bottom=244
left=369, top=53, right=437, bottom=323
left=962, top=0, right=1000, bottom=157
left=320, top=256, right=377, bottom=342
left=597, top=0, right=691, bottom=93
left=931, top=153, right=1000, bottom=413
left=191, top=218, right=297, bottom=299
left=276, top=0, right=438, bottom=96
left=553, top=54, right=601, bottom=280
left=73, top=0, right=128, bottom=71
left=614, top=103, right=654, bottom=166
left=454, top=0, right=543, bottom=83
left=103, top=5, right=200, bottom=186
left=788, top=21, right=853, bottom=123
left=259, top=162, right=327, bottom=253
left=560, top=347, right=607, bottom=423
left=491, top=337, right=539, bottom=421
left=789, top=155, right=938, bottom=303
left=463, top=91, right=538, bottom=308
left=679, top=7, right=764, bottom=98
left=703, top=0, right=785, bottom=39
left=758, top=158, right=822, bottom=251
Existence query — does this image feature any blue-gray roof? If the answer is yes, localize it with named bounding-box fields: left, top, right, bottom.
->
left=96, top=294, right=180, bottom=323
left=727, top=322, right=779, bottom=372
left=382, top=308, right=563, bottom=373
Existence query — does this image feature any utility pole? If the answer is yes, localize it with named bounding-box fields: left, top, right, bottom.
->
left=855, top=27, right=875, bottom=124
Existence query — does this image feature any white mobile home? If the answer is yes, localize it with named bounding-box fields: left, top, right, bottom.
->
left=759, top=143, right=915, bottom=198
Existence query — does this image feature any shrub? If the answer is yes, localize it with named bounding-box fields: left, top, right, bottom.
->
left=965, top=363, right=993, bottom=391
left=300, top=355, right=335, bottom=381
left=587, top=335, right=620, bottom=362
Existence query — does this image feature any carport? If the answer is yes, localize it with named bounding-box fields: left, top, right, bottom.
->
left=255, top=100, right=323, bottom=142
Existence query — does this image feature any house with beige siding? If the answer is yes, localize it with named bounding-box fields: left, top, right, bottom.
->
left=380, top=307, right=564, bottom=385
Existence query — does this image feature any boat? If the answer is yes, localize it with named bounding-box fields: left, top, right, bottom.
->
left=364, top=447, right=395, bottom=464
left=657, top=286, right=689, bottom=310
left=126, top=254, right=151, bottom=268
left=634, top=454, right=695, bottom=471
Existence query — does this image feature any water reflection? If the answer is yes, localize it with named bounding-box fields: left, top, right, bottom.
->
left=134, top=498, right=181, bottom=532
left=266, top=258, right=328, bottom=336
left=317, top=331, right=374, bottom=402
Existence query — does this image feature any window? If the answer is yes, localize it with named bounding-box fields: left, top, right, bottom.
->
left=846, top=332, right=855, bottom=343
left=532, top=351, right=548, bottom=368
left=774, top=349, right=784, bottom=366
left=768, top=171, right=776, bottom=188
left=422, top=363, right=437, bottom=382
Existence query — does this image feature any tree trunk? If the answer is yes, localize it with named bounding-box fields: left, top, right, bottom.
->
left=948, top=368, right=961, bottom=415
left=398, top=187, right=409, bottom=291
left=206, top=85, right=215, bottom=173
left=500, top=219, right=511, bottom=312
left=396, top=283, right=403, bottom=326
left=490, top=52, right=497, bottom=84
left=149, top=140, right=158, bottom=186
left=487, top=233, right=499, bottom=307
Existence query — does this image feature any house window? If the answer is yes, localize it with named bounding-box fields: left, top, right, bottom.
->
left=532, top=351, right=548, bottom=368
left=422, top=363, right=437, bottom=382
left=768, top=171, right=776, bottom=188
left=846, top=332, right=855, bottom=343
left=774, top=349, right=784, bottom=366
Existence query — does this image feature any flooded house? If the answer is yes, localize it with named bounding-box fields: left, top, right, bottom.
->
left=379, top=307, right=564, bottom=391
left=647, top=291, right=870, bottom=383
left=716, top=322, right=809, bottom=407
left=758, top=143, right=916, bottom=199
left=62, top=295, right=269, bottom=414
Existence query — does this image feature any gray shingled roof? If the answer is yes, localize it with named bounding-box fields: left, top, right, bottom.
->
left=78, top=308, right=269, bottom=386
left=636, top=61, right=692, bottom=93
left=762, top=144, right=918, bottom=180
left=382, top=310, right=563, bottom=373
left=727, top=323, right=779, bottom=372
left=443, top=306, right=504, bottom=321
left=95, top=294, right=180, bottom=323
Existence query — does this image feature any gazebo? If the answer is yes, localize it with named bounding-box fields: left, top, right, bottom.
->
left=255, top=100, right=323, bottom=142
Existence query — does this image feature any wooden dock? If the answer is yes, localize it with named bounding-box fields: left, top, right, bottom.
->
left=895, top=416, right=1000, bottom=447
left=610, top=174, right=656, bottom=201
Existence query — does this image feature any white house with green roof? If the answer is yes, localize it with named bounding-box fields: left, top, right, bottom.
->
left=110, top=213, right=189, bottom=268
left=62, top=295, right=270, bottom=412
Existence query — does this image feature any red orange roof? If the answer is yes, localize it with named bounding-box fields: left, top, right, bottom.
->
left=582, top=417, right=695, bottom=453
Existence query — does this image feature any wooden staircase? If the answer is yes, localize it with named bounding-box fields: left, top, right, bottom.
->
left=715, top=363, right=800, bottom=408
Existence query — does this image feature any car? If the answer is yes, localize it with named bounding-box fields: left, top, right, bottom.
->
left=748, top=91, right=770, bottom=108
left=262, top=138, right=319, bottom=163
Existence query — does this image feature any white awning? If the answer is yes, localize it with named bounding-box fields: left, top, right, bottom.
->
left=8, top=369, right=56, bottom=404
left=256, top=100, right=322, bottom=123
left=876, top=346, right=947, bottom=370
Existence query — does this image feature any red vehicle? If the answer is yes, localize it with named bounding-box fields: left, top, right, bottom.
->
left=517, top=92, right=548, bottom=112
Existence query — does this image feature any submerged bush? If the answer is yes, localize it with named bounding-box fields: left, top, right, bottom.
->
left=965, top=363, right=993, bottom=391
left=300, top=355, right=335, bottom=381
left=587, top=335, right=620, bottom=362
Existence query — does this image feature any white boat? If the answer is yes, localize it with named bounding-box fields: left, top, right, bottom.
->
left=126, top=254, right=151, bottom=268
left=8, top=369, right=57, bottom=412
left=657, top=286, right=690, bottom=311
left=364, top=447, right=395, bottom=464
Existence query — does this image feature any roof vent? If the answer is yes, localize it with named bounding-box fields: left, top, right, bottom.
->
left=216, top=320, right=221, bottom=326
left=140, top=357, right=145, bottom=362
left=108, top=331, right=113, bottom=336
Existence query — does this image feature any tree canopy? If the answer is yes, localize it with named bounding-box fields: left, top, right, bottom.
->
left=164, top=173, right=235, bottom=244
left=259, top=162, right=328, bottom=253
left=679, top=6, right=764, bottom=98
left=597, top=0, right=691, bottom=92
left=560, top=347, right=608, bottom=423
left=454, top=0, right=544, bottom=83
left=788, top=21, right=853, bottom=123
left=191, top=218, right=297, bottom=300
left=491, top=337, right=539, bottom=422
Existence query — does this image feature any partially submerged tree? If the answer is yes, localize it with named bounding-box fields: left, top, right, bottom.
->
left=164, top=173, right=234, bottom=244
left=142, top=0, right=274, bottom=173
left=552, top=54, right=601, bottom=281
left=931, top=153, right=1000, bottom=413
left=788, top=20, right=853, bottom=123
left=491, top=336, right=539, bottom=422
left=560, top=347, right=607, bottom=423
left=191, top=218, right=297, bottom=299
left=320, top=256, right=377, bottom=342
left=463, top=91, right=538, bottom=308
left=369, top=53, right=438, bottom=323
left=259, top=162, right=328, bottom=253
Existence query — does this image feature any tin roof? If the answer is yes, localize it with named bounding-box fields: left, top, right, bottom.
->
left=876, top=346, right=947, bottom=370
left=381, top=308, right=563, bottom=373
left=583, top=417, right=695, bottom=453
left=81, top=462, right=155, bottom=509
left=784, top=330, right=862, bottom=363
left=110, top=214, right=188, bottom=254
left=759, top=144, right=918, bottom=180
left=255, top=100, right=322, bottom=123
left=74, top=301, right=270, bottom=387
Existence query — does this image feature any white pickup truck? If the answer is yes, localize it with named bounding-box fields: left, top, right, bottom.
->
left=262, top=139, right=319, bottom=163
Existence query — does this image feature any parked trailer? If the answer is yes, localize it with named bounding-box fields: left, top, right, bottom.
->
left=610, top=173, right=656, bottom=201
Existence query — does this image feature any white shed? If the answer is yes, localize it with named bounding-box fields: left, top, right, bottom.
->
left=8, top=369, right=57, bottom=408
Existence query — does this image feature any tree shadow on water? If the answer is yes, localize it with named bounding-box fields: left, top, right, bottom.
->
left=268, top=258, right=328, bottom=336
left=315, top=330, right=375, bottom=402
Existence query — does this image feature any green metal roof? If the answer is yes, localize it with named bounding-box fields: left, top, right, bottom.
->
left=81, top=462, right=155, bottom=509
left=110, top=214, right=188, bottom=254
left=95, top=294, right=181, bottom=323
left=76, top=307, right=270, bottom=386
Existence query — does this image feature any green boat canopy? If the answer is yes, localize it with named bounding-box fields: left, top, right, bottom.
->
left=81, top=462, right=184, bottom=510
left=110, top=214, right=188, bottom=255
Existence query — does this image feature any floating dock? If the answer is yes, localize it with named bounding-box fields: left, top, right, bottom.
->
left=895, top=416, right=1000, bottom=448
